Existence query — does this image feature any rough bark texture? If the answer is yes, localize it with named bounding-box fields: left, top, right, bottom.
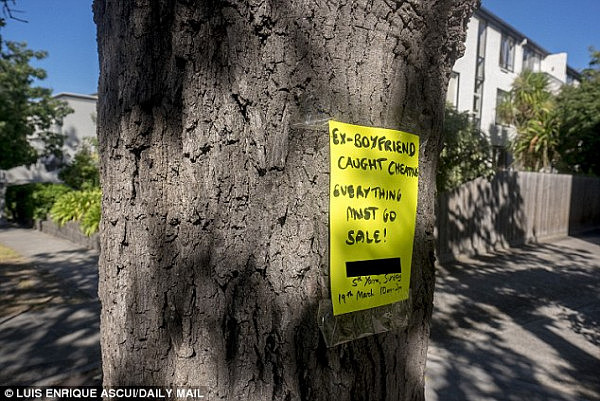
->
left=94, top=0, right=477, bottom=399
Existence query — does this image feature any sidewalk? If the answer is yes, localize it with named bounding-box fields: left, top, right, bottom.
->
left=0, top=228, right=100, bottom=386
left=0, top=228, right=99, bottom=299
left=426, top=230, right=600, bottom=401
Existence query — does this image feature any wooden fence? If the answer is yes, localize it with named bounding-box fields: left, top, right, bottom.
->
left=436, top=172, right=600, bottom=262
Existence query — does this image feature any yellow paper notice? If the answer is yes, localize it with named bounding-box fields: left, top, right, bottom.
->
left=329, top=120, right=419, bottom=315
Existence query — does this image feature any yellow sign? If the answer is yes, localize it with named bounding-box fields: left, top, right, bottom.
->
left=329, top=120, right=419, bottom=315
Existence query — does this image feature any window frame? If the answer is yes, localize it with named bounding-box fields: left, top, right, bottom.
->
left=499, top=33, right=515, bottom=71
left=523, top=47, right=541, bottom=72
left=495, top=88, right=511, bottom=126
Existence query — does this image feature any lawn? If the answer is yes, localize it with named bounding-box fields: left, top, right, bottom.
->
left=0, top=244, right=84, bottom=319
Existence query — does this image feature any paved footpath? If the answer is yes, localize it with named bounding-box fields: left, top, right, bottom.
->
left=426, top=229, right=600, bottom=401
left=0, top=227, right=100, bottom=386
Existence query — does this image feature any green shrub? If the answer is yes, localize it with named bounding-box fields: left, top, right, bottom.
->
left=80, top=200, right=101, bottom=236
left=50, top=188, right=101, bottom=236
left=31, top=184, right=71, bottom=220
left=438, top=106, right=494, bottom=193
left=4, top=183, right=70, bottom=225
left=59, top=140, right=100, bottom=190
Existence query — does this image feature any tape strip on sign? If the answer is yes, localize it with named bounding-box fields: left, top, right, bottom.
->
left=329, top=120, right=419, bottom=316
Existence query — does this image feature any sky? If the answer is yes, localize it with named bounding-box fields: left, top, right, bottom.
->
left=0, top=0, right=598, bottom=95
left=1, top=0, right=98, bottom=95
left=483, top=0, right=600, bottom=72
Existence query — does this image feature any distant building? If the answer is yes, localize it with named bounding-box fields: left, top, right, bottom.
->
left=54, top=93, right=98, bottom=162
left=2, top=92, right=97, bottom=185
left=446, top=7, right=580, bottom=168
left=0, top=92, right=97, bottom=223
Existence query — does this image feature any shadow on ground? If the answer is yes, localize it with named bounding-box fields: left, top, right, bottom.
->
left=427, top=230, right=600, bottom=401
left=0, top=234, right=101, bottom=386
left=25, top=249, right=99, bottom=300
left=0, top=301, right=101, bottom=385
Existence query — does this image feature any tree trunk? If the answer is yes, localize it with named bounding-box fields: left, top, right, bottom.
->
left=94, top=0, right=477, bottom=399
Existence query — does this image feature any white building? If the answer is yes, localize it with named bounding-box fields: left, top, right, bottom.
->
left=2, top=92, right=97, bottom=185
left=0, top=93, right=97, bottom=223
left=446, top=7, right=580, bottom=168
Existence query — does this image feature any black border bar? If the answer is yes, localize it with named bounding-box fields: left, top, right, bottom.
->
left=345, top=257, right=401, bottom=277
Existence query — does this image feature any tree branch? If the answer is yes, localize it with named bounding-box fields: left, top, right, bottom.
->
left=1, top=0, right=27, bottom=23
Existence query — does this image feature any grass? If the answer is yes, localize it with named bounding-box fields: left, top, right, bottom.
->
left=0, top=243, right=23, bottom=263
left=0, top=244, right=85, bottom=319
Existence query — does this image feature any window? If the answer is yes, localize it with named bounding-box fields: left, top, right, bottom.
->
left=473, top=94, right=482, bottom=129
left=523, top=48, right=541, bottom=72
left=446, top=72, right=459, bottom=107
left=476, top=56, right=485, bottom=81
left=472, top=20, right=486, bottom=129
left=477, top=21, right=487, bottom=57
left=496, top=89, right=510, bottom=125
left=473, top=94, right=481, bottom=114
left=499, top=34, right=515, bottom=71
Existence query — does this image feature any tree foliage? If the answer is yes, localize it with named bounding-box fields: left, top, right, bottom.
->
left=0, top=20, right=72, bottom=170
left=437, top=105, right=494, bottom=193
left=30, top=183, right=71, bottom=220
left=497, top=70, right=558, bottom=172
left=3, top=182, right=70, bottom=224
left=59, top=138, right=100, bottom=190
left=555, top=49, right=600, bottom=176
left=4, top=140, right=102, bottom=234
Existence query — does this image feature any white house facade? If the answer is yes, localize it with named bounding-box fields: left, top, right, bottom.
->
left=447, top=7, right=580, bottom=168
left=0, top=93, right=97, bottom=223
left=2, top=92, right=97, bottom=185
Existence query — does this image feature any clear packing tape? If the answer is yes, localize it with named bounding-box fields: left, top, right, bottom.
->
left=290, top=111, right=331, bottom=130
left=317, top=290, right=412, bottom=347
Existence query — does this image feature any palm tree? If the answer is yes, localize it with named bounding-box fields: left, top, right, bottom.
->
left=497, top=70, right=558, bottom=171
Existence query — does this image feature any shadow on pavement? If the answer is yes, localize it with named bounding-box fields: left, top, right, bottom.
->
left=0, top=230, right=101, bottom=386
left=0, top=301, right=101, bottom=385
left=28, top=249, right=99, bottom=299
left=427, top=231, right=600, bottom=401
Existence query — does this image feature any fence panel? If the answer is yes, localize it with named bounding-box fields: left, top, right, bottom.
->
left=436, top=172, right=600, bottom=262
left=569, top=176, right=600, bottom=233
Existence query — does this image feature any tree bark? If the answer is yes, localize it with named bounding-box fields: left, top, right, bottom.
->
left=94, top=0, right=477, bottom=399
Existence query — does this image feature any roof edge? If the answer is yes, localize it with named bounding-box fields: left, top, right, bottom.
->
left=53, top=92, right=98, bottom=101
left=475, top=6, right=580, bottom=74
